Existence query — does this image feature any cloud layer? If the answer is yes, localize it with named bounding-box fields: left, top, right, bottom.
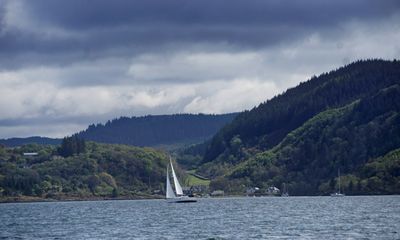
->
left=0, top=0, right=399, bottom=138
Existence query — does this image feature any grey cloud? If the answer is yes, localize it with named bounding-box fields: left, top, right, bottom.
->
left=1, top=0, right=399, bottom=70
left=0, top=105, right=185, bottom=127
left=25, top=0, right=399, bottom=29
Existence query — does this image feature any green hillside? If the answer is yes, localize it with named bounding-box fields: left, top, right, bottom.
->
left=0, top=141, right=181, bottom=201
left=203, top=60, right=400, bottom=164
left=197, top=59, right=400, bottom=195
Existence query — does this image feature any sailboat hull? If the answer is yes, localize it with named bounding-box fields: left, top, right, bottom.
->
left=173, top=199, right=197, bottom=203
left=167, top=196, right=197, bottom=203
left=330, top=193, right=345, bottom=197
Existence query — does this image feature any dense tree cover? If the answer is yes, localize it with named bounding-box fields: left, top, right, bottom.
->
left=223, top=85, right=400, bottom=195
left=77, top=113, right=238, bottom=147
left=58, top=135, right=86, bottom=157
left=174, top=140, right=210, bottom=169
left=0, top=113, right=237, bottom=148
left=0, top=137, right=61, bottom=147
left=203, top=59, right=400, bottom=163
left=196, top=60, right=400, bottom=195
left=0, top=142, right=177, bottom=200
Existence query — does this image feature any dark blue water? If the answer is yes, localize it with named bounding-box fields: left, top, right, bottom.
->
left=1, top=196, right=399, bottom=239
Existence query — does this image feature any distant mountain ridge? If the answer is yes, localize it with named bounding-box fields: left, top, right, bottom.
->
left=0, top=137, right=61, bottom=147
left=77, top=113, right=238, bottom=147
left=0, top=113, right=238, bottom=147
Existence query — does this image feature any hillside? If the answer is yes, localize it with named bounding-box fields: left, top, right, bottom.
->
left=0, top=137, right=61, bottom=147
left=0, top=113, right=237, bottom=148
left=197, top=59, right=400, bottom=195
left=0, top=141, right=182, bottom=201
left=203, top=60, right=400, bottom=163
left=77, top=113, right=237, bottom=147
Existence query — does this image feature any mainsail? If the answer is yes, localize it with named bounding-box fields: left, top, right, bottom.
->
left=166, top=165, right=176, bottom=199
left=170, top=159, right=183, bottom=196
left=165, top=157, right=197, bottom=202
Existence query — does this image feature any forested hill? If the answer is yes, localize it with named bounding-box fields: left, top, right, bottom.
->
left=77, top=113, right=238, bottom=147
left=0, top=113, right=237, bottom=147
left=0, top=140, right=173, bottom=201
left=0, top=137, right=61, bottom=147
left=196, top=59, right=400, bottom=195
left=203, top=60, right=400, bottom=163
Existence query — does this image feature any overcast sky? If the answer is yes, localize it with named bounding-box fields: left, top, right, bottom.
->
left=0, top=0, right=399, bottom=138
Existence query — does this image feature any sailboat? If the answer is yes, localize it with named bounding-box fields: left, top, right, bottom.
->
left=330, top=169, right=345, bottom=197
left=281, top=183, right=289, bottom=197
left=166, top=158, right=197, bottom=203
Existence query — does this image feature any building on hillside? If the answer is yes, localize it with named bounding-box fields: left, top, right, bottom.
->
left=266, top=186, right=280, bottom=195
left=246, top=187, right=260, bottom=196
left=23, top=152, right=38, bottom=156
left=211, top=190, right=224, bottom=197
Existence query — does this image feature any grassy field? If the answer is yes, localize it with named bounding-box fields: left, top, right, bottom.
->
left=185, top=170, right=210, bottom=186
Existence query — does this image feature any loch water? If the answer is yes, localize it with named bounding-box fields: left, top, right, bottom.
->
left=1, top=196, right=399, bottom=239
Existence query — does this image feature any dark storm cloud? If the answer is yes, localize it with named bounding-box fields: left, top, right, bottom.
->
left=1, top=0, right=399, bottom=69
left=26, top=0, right=398, bottom=29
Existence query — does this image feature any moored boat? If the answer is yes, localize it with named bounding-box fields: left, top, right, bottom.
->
left=331, top=169, right=345, bottom=197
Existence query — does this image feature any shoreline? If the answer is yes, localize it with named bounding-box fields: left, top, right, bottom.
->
left=0, top=195, right=164, bottom=204
left=2, top=194, right=398, bottom=204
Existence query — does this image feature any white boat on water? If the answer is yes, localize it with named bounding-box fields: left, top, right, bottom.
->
left=281, top=183, right=289, bottom=197
left=166, top=158, right=197, bottom=203
left=331, top=169, right=345, bottom=197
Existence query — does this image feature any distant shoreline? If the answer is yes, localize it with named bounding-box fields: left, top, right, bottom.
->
left=2, top=194, right=398, bottom=204
left=0, top=195, right=164, bottom=204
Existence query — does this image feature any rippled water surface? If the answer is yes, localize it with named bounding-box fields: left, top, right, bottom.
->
left=1, top=196, right=399, bottom=239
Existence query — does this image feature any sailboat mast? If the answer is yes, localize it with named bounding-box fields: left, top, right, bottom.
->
left=338, top=169, right=341, bottom=194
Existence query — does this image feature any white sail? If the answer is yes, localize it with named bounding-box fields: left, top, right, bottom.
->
left=170, top=159, right=183, bottom=196
left=166, top=165, right=176, bottom=199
